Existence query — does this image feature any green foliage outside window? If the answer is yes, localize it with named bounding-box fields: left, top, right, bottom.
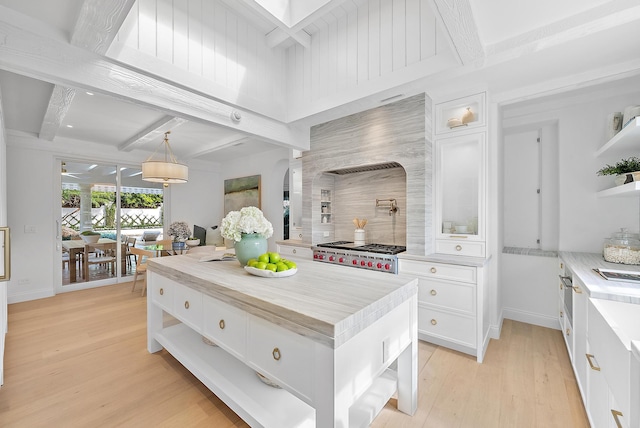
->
left=62, top=190, right=163, bottom=208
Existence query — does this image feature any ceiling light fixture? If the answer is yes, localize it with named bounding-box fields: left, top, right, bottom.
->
left=141, top=131, right=188, bottom=186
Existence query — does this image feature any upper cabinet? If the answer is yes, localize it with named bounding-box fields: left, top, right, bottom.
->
left=597, top=117, right=640, bottom=198
left=434, top=92, right=487, bottom=257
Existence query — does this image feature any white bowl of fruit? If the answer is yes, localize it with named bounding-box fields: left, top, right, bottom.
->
left=244, top=252, right=297, bottom=277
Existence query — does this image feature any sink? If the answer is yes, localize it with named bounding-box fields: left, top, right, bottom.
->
left=591, top=298, right=640, bottom=349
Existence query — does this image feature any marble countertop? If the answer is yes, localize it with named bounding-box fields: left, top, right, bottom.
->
left=275, top=239, right=311, bottom=248
left=399, top=252, right=490, bottom=268
left=148, top=249, right=417, bottom=348
left=559, top=251, right=640, bottom=304
left=633, top=341, right=640, bottom=361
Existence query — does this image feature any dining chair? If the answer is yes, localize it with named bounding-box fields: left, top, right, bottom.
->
left=154, top=239, right=174, bottom=257
left=125, top=236, right=137, bottom=268
left=85, top=243, right=116, bottom=276
left=129, top=247, right=155, bottom=296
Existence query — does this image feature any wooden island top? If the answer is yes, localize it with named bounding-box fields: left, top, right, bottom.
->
left=148, top=250, right=418, bottom=348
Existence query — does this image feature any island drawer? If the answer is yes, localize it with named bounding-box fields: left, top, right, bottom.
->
left=173, top=283, right=203, bottom=333
left=400, top=260, right=476, bottom=283
left=247, top=315, right=314, bottom=399
left=277, top=244, right=312, bottom=259
left=203, top=295, right=247, bottom=360
left=150, top=275, right=174, bottom=312
left=418, top=305, right=476, bottom=347
left=417, top=278, right=475, bottom=314
left=435, top=240, right=485, bottom=258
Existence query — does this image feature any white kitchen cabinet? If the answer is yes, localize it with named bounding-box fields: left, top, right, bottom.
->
left=399, top=258, right=488, bottom=362
left=434, top=132, right=486, bottom=257
left=572, top=276, right=588, bottom=402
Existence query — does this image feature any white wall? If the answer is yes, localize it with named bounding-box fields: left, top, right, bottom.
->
left=5, top=132, right=221, bottom=303
left=498, top=81, right=640, bottom=329
left=218, top=147, right=291, bottom=251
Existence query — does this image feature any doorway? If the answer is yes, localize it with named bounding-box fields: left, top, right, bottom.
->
left=59, top=160, right=164, bottom=289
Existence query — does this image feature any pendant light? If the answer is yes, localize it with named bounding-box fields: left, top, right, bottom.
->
left=141, top=131, right=188, bottom=185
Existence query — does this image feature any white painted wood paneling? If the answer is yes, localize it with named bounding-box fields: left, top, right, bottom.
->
left=288, top=0, right=443, bottom=118
left=112, top=0, right=287, bottom=120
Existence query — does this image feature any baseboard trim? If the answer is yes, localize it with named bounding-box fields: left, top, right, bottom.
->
left=503, top=307, right=559, bottom=330
left=8, top=289, right=54, bottom=304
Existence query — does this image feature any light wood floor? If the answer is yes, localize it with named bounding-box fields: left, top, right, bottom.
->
left=0, top=283, right=589, bottom=427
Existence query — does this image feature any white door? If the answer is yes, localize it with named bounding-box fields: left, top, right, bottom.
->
left=0, top=90, right=9, bottom=386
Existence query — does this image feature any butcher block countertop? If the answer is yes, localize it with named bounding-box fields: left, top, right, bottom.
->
left=147, top=249, right=418, bottom=348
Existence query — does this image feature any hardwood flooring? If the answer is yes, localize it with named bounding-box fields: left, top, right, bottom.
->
left=0, top=283, right=589, bottom=427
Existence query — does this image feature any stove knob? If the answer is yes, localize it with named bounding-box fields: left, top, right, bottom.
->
left=318, top=254, right=324, bottom=260
left=377, top=262, right=383, bottom=269
left=360, top=260, right=366, bottom=266
left=367, top=261, right=373, bottom=267
left=329, top=255, right=335, bottom=261
left=339, top=257, right=345, bottom=263
left=352, top=260, right=358, bottom=265
left=313, top=254, right=318, bottom=259
left=384, top=263, right=391, bottom=270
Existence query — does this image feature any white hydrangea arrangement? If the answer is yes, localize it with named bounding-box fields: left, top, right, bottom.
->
left=221, top=206, right=273, bottom=242
left=168, top=221, right=191, bottom=241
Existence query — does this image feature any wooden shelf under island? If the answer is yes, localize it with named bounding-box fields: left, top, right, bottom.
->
left=146, top=250, right=418, bottom=427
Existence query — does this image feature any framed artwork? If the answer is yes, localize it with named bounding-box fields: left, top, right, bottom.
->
left=224, top=174, right=261, bottom=215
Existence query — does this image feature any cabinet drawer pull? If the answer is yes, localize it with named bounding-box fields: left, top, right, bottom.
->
left=430, top=267, right=437, bottom=273
left=430, top=289, right=437, bottom=296
left=586, top=354, right=600, bottom=371
left=431, top=319, right=437, bottom=325
left=611, top=410, right=623, bottom=428
left=565, top=328, right=570, bottom=336
left=572, top=285, right=582, bottom=294
left=219, top=319, right=225, bottom=330
left=272, top=347, right=281, bottom=361
left=159, top=288, right=164, bottom=296
left=455, top=245, right=462, bottom=251
left=292, top=249, right=297, bottom=254
left=184, top=301, right=190, bottom=310
left=560, top=311, right=563, bottom=318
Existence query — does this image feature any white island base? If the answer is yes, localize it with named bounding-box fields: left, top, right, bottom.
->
left=146, top=255, right=418, bottom=428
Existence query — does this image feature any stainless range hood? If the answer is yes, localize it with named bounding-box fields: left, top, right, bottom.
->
left=324, top=161, right=402, bottom=175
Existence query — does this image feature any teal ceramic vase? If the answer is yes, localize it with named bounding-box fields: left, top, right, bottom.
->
left=234, top=233, right=267, bottom=266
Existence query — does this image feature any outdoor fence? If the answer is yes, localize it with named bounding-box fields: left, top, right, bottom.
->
left=62, top=207, right=163, bottom=231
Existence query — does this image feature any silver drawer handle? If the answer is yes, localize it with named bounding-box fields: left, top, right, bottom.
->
left=431, top=319, right=437, bottom=325
left=430, top=289, right=437, bottom=296
left=184, top=301, right=189, bottom=310
left=219, top=319, right=225, bottom=330
left=159, top=288, right=164, bottom=295
left=272, top=347, right=281, bottom=361
left=455, top=245, right=462, bottom=251
left=430, top=267, right=437, bottom=273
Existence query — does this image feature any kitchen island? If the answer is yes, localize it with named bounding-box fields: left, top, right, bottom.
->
left=146, top=250, right=418, bottom=427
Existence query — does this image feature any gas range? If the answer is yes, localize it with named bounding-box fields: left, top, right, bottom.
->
left=312, top=241, right=406, bottom=274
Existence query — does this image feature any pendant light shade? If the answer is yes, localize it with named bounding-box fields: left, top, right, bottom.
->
left=142, top=131, right=188, bottom=184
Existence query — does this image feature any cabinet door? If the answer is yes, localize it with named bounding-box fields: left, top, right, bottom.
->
left=573, top=278, right=588, bottom=398
left=435, top=133, right=486, bottom=247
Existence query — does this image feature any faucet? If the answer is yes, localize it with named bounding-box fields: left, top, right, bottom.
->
left=376, top=199, right=398, bottom=216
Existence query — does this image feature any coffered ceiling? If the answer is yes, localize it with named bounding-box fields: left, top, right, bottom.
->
left=0, top=0, right=638, bottom=172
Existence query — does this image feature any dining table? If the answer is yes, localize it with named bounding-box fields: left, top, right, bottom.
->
left=143, top=243, right=189, bottom=257
left=62, top=238, right=123, bottom=282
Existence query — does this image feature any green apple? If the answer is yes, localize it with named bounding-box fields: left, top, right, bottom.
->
left=254, top=261, right=267, bottom=270
left=265, top=263, right=277, bottom=272
left=269, top=252, right=281, bottom=263
left=247, top=258, right=258, bottom=267
left=258, top=253, right=270, bottom=264
left=276, top=262, right=288, bottom=272
left=284, top=261, right=297, bottom=269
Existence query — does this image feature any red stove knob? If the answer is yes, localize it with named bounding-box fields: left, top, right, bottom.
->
left=367, top=261, right=373, bottom=267
left=352, top=260, right=358, bottom=265
left=360, top=260, right=366, bottom=266
left=339, top=257, right=345, bottom=263
left=314, top=254, right=318, bottom=259
left=319, top=254, right=324, bottom=260
left=377, top=262, right=383, bottom=269
left=329, top=256, right=335, bottom=261
left=384, top=263, right=391, bottom=270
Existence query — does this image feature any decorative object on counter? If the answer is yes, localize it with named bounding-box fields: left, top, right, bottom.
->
left=596, top=156, right=640, bottom=186
left=244, top=251, right=297, bottom=276
left=606, top=111, right=623, bottom=140
left=80, top=230, right=101, bottom=243
left=185, top=238, right=200, bottom=247
left=221, top=207, right=273, bottom=266
left=353, top=217, right=367, bottom=245
left=168, top=221, right=191, bottom=242
left=603, top=228, right=640, bottom=265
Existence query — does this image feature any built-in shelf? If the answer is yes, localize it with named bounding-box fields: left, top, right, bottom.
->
left=320, top=189, right=332, bottom=224
left=595, top=117, right=640, bottom=158
left=597, top=181, right=640, bottom=198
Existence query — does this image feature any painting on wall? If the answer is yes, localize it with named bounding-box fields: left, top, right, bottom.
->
left=224, top=175, right=261, bottom=215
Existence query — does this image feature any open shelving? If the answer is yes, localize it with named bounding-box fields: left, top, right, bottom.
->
left=595, top=117, right=640, bottom=158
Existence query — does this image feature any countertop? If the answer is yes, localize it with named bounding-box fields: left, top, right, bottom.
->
left=275, top=239, right=311, bottom=248
left=148, top=249, right=418, bottom=349
left=399, top=252, right=490, bottom=268
left=559, top=251, right=640, bottom=304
